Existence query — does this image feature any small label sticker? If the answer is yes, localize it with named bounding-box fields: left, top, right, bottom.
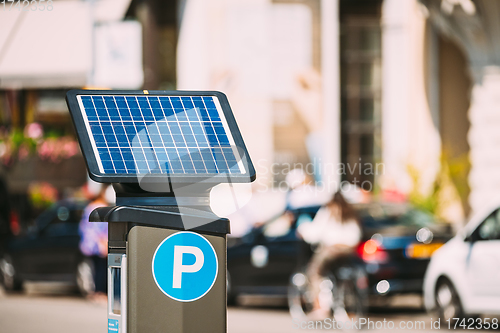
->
left=108, top=319, right=119, bottom=333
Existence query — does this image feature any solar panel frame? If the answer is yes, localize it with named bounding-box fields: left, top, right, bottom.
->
left=66, top=90, right=256, bottom=184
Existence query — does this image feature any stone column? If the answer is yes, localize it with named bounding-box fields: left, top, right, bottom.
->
left=468, top=67, right=500, bottom=212
left=320, top=0, right=340, bottom=189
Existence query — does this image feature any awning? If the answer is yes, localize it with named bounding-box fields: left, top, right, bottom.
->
left=0, top=0, right=132, bottom=89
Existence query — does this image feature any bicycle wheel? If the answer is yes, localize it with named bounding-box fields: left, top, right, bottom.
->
left=333, top=267, right=367, bottom=324
left=288, top=271, right=335, bottom=320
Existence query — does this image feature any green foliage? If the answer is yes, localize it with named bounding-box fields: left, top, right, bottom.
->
left=407, top=152, right=469, bottom=219
left=407, top=164, right=441, bottom=215
left=28, top=182, right=59, bottom=209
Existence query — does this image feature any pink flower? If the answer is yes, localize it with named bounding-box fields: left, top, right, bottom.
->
left=36, top=137, right=80, bottom=162
left=62, top=140, right=79, bottom=158
left=24, top=123, right=43, bottom=140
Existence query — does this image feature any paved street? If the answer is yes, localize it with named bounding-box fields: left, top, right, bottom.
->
left=0, top=285, right=477, bottom=333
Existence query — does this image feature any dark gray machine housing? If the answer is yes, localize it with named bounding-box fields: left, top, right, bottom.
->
left=92, top=206, right=230, bottom=333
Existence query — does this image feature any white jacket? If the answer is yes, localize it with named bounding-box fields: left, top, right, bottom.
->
left=297, top=206, right=361, bottom=247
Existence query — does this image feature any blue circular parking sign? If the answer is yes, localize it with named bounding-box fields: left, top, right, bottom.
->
left=152, top=231, right=218, bottom=302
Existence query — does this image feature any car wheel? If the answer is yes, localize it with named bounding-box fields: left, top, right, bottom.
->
left=76, top=258, right=95, bottom=297
left=0, top=255, right=22, bottom=291
left=435, top=279, right=464, bottom=322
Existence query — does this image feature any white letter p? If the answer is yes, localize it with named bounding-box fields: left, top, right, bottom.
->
left=172, top=246, right=204, bottom=289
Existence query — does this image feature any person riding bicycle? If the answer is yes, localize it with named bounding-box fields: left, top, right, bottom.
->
left=297, top=191, right=362, bottom=319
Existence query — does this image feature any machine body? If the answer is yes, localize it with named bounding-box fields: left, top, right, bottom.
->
left=67, top=90, right=254, bottom=333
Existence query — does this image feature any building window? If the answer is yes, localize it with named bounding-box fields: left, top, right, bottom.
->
left=340, top=0, right=382, bottom=189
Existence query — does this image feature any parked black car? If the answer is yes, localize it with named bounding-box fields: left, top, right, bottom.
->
left=0, top=199, right=95, bottom=295
left=226, top=202, right=453, bottom=303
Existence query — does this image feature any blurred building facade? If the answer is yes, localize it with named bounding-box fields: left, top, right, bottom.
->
left=177, top=0, right=437, bottom=203
left=0, top=0, right=148, bottom=230
left=178, top=0, right=500, bottom=220
left=0, top=0, right=496, bottom=226
left=421, top=0, right=500, bottom=217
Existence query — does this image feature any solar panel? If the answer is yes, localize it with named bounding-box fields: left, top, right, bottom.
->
left=66, top=90, right=255, bottom=184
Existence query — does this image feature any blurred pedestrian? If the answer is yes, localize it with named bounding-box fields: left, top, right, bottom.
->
left=297, top=191, right=362, bottom=319
left=79, top=182, right=110, bottom=302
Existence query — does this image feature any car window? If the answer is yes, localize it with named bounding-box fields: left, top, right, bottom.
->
left=355, top=203, right=408, bottom=219
left=35, top=206, right=58, bottom=231
left=397, top=210, right=436, bottom=228
left=38, top=204, right=84, bottom=236
left=48, top=206, right=83, bottom=225
left=362, top=208, right=436, bottom=229
left=263, top=212, right=294, bottom=238
left=477, top=210, right=500, bottom=241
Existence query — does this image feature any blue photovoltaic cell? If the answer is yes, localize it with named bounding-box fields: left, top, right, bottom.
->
left=79, top=95, right=242, bottom=175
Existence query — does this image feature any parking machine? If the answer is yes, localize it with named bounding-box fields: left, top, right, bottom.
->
left=66, top=90, right=255, bottom=333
